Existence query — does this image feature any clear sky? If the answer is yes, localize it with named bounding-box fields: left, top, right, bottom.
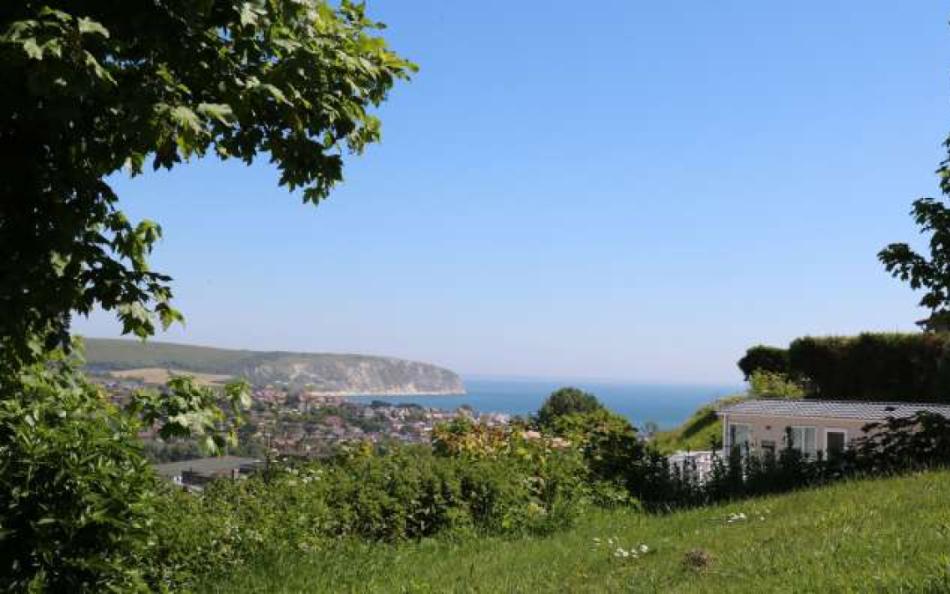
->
left=74, top=1, right=950, bottom=384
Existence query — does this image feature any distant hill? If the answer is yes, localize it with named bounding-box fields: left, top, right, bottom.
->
left=83, top=338, right=465, bottom=395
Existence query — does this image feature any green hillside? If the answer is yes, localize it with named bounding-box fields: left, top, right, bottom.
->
left=83, top=338, right=257, bottom=372
left=207, top=470, right=950, bottom=593
left=81, top=338, right=465, bottom=394
left=651, top=395, right=746, bottom=454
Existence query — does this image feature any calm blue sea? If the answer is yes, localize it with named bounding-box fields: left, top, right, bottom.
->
left=347, top=378, right=742, bottom=429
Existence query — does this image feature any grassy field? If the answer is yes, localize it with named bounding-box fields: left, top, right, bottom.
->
left=204, top=470, right=950, bottom=593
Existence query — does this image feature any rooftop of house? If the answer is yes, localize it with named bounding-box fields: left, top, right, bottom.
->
left=718, top=399, right=950, bottom=421
left=154, top=456, right=261, bottom=479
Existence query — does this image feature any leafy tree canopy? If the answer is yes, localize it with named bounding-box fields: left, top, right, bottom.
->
left=879, top=148, right=950, bottom=330
left=536, top=387, right=604, bottom=429
left=0, top=0, right=415, bottom=371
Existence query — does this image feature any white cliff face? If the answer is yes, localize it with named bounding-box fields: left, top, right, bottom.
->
left=83, top=338, right=465, bottom=395
left=239, top=354, right=466, bottom=394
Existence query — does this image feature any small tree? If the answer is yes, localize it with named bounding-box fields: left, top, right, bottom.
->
left=737, top=345, right=789, bottom=380
left=536, top=387, right=603, bottom=429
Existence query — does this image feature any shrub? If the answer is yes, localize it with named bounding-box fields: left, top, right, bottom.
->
left=0, top=359, right=158, bottom=592
left=147, top=437, right=590, bottom=588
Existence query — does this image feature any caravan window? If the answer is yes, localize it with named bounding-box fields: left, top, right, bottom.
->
left=728, top=423, right=751, bottom=451
left=788, top=426, right=817, bottom=457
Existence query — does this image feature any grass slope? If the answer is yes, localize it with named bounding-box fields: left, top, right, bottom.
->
left=207, top=470, right=950, bottom=593
left=651, top=395, right=746, bottom=454
left=82, top=338, right=259, bottom=373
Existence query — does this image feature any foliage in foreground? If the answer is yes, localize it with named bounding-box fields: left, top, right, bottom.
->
left=205, top=470, right=950, bottom=593
left=0, top=1, right=413, bottom=588
left=0, top=352, right=251, bottom=592
left=152, top=432, right=589, bottom=589
left=0, top=356, right=159, bottom=591
left=0, top=0, right=415, bottom=370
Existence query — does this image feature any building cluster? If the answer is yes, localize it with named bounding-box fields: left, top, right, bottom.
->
left=247, top=390, right=512, bottom=456
left=87, top=373, right=515, bottom=464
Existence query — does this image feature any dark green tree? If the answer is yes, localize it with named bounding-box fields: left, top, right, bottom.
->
left=879, top=149, right=950, bottom=331
left=737, top=345, right=789, bottom=380
left=0, top=0, right=415, bottom=372
left=536, top=387, right=604, bottom=429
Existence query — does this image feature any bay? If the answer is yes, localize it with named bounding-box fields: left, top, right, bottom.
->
left=347, top=377, right=743, bottom=429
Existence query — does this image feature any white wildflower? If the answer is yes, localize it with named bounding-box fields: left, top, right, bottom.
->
left=727, top=512, right=748, bottom=524
left=639, top=544, right=649, bottom=554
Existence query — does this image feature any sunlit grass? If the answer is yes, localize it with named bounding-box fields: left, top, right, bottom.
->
left=205, top=470, right=950, bottom=593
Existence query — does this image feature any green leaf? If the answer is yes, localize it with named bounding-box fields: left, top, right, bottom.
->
left=78, top=17, right=109, bottom=38
left=197, top=102, right=234, bottom=125
left=239, top=3, right=262, bottom=26
left=21, top=38, right=42, bottom=60
left=84, top=51, right=116, bottom=85
left=260, top=83, right=288, bottom=105
left=169, top=106, right=202, bottom=133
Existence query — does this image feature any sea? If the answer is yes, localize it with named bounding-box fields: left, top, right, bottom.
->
left=347, top=377, right=742, bottom=430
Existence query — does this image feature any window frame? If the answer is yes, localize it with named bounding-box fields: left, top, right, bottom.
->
left=824, top=428, right=848, bottom=455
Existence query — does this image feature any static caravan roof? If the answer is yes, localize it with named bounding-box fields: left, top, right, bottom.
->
left=154, top=456, right=261, bottom=478
left=718, top=399, right=950, bottom=422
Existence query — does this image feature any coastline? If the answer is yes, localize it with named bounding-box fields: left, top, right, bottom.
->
left=324, top=389, right=467, bottom=398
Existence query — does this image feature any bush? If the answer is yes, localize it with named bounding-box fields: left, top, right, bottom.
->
left=0, top=359, right=158, bottom=592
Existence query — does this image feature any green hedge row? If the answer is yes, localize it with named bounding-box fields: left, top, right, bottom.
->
left=738, top=333, right=950, bottom=402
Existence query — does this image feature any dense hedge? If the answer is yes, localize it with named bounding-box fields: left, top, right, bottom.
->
left=789, top=333, right=950, bottom=401
left=738, top=333, right=950, bottom=402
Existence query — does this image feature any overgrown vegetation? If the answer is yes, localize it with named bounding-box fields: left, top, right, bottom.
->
left=150, top=437, right=589, bottom=589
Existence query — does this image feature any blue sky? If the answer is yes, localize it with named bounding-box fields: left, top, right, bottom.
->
left=75, top=1, right=950, bottom=384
